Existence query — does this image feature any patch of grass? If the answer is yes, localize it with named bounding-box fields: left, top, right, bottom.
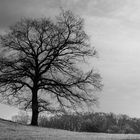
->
left=0, top=118, right=140, bottom=140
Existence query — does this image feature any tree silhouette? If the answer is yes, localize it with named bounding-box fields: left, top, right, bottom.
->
left=0, top=10, right=102, bottom=126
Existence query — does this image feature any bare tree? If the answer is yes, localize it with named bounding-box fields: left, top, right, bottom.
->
left=0, top=10, right=102, bottom=126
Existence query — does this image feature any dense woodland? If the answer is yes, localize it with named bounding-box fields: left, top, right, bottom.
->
left=12, top=111, right=140, bottom=134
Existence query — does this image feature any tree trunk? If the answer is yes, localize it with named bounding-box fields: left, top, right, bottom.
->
left=31, top=88, right=39, bottom=126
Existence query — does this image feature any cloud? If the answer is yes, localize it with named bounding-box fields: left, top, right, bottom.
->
left=59, top=0, right=126, bottom=17
left=0, top=0, right=61, bottom=28
left=0, top=0, right=128, bottom=28
left=83, top=8, right=140, bottom=117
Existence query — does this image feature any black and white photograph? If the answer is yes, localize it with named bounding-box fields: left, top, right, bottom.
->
left=0, top=0, right=140, bottom=139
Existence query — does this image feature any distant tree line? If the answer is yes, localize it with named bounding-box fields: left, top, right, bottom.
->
left=12, top=111, right=30, bottom=124
left=12, top=111, right=140, bottom=134
left=38, top=112, right=140, bottom=134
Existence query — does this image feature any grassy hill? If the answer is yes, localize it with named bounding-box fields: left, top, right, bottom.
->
left=0, top=118, right=140, bottom=140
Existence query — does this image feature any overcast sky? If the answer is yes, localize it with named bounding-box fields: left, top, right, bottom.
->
left=1, top=0, right=140, bottom=119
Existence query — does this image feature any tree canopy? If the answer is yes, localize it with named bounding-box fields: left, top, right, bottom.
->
left=0, top=10, right=102, bottom=125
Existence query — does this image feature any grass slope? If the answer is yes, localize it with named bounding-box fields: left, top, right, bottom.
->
left=0, top=119, right=140, bottom=140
